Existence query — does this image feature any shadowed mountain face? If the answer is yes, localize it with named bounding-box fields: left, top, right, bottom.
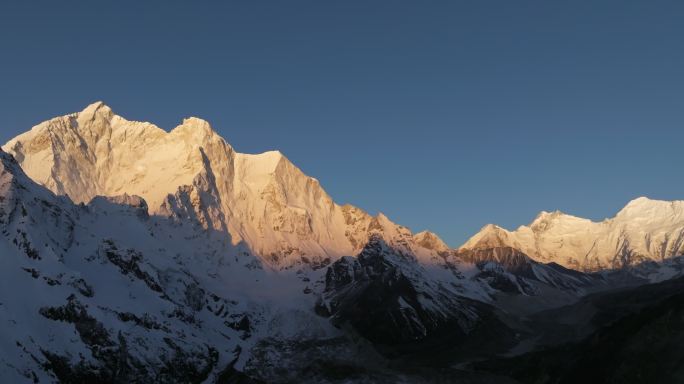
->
left=454, top=246, right=604, bottom=295
left=476, top=276, right=684, bottom=384
left=318, top=236, right=517, bottom=358
left=2, top=104, right=684, bottom=383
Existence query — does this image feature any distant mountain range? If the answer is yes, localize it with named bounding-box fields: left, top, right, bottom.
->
left=1, top=103, right=683, bottom=383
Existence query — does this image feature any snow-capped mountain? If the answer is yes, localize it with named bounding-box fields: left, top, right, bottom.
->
left=3, top=102, right=684, bottom=382
left=1, top=139, right=424, bottom=382
left=0, top=103, right=549, bottom=382
left=3, top=102, right=399, bottom=269
left=460, top=198, right=684, bottom=271
left=2, top=102, right=608, bottom=294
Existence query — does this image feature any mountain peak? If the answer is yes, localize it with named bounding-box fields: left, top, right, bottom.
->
left=83, top=100, right=107, bottom=110
left=533, top=209, right=565, bottom=221
left=414, top=230, right=449, bottom=251
left=616, top=196, right=684, bottom=220
left=622, top=196, right=656, bottom=209
left=79, top=101, right=114, bottom=120
left=181, top=116, right=212, bottom=129
left=478, top=223, right=508, bottom=235
left=171, top=117, right=219, bottom=142
left=375, top=212, right=393, bottom=224
left=460, top=224, right=511, bottom=250
left=530, top=210, right=565, bottom=228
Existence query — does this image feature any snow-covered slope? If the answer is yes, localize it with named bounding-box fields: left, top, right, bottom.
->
left=0, top=144, right=359, bottom=382
left=460, top=198, right=684, bottom=271
left=0, top=142, right=580, bottom=382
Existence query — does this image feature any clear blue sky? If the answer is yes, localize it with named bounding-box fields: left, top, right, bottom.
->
left=1, top=1, right=683, bottom=246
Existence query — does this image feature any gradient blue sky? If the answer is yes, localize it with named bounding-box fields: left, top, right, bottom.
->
left=1, top=1, right=683, bottom=246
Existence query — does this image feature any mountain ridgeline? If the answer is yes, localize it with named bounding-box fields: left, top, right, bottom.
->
left=1, top=102, right=683, bottom=383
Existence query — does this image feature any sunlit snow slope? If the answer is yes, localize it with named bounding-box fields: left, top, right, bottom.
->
left=4, top=102, right=416, bottom=268
left=460, top=198, right=684, bottom=271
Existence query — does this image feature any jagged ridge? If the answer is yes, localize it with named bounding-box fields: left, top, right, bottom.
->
left=461, top=198, right=684, bottom=271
